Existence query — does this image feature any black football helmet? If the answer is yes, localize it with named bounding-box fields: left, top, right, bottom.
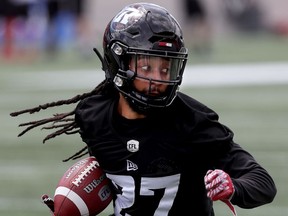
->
left=101, top=3, right=188, bottom=113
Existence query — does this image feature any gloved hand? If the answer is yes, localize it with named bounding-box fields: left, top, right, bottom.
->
left=204, top=169, right=235, bottom=201
left=41, top=194, right=54, bottom=213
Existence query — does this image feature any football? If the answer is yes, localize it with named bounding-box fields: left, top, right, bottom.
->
left=53, top=156, right=113, bottom=216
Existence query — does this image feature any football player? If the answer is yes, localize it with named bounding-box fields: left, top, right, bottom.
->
left=11, top=3, right=276, bottom=216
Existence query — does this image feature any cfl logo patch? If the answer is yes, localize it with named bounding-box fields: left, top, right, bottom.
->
left=127, top=140, right=139, bottom=152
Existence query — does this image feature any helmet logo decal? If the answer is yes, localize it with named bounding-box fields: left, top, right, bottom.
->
left=127, top=139, right=139, bottom=152
left=112, top=6, right=145, bottom=31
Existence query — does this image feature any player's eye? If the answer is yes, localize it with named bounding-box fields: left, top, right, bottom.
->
left=141, top=65, right=149, bottom=71
left=161, top=68, right=169, bottom=74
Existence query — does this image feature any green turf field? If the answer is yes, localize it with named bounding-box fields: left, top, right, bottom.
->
left=1, top=34, right=288, bottom=215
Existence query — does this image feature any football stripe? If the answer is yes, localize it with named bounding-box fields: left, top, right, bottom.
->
left=55, top=186, right=89, bottom=215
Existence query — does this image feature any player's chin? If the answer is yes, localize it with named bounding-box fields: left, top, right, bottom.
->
left=145, top=89, right=166, bottom=97
left=148, top=93, right=161, bottom=97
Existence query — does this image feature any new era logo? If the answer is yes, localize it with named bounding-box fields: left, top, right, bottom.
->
left=127, top=160, right=138, bottom=171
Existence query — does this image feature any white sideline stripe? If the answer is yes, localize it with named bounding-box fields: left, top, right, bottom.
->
left=55, top=186, right=89, bottom=215
left=182, top=62, right=288, bottom=87
left=5, top=62, right=288, bottom=90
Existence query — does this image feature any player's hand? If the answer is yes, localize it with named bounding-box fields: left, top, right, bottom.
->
left=41, top=194, right=54, bottom=213
left=204, top=169, right=235, bottom=201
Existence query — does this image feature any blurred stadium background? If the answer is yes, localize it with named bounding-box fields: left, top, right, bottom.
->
left=1, top=0, right=288, bottom=215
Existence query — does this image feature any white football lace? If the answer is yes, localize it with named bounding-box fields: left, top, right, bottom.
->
left=72, top=160, right=99, bottom=187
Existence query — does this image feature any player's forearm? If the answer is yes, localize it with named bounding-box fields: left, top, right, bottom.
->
left=230, top=169, right=277, bottom=208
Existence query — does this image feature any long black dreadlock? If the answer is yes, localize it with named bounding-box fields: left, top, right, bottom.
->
left=10, top=48, right=114, bottom=162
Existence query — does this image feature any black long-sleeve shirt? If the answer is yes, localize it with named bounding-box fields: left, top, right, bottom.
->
left=75, top=91, right=276, bottom=216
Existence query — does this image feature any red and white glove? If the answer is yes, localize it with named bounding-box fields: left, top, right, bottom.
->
left=204, top=169, right=235, bottom=201
left=41, top=194, right=54, bottom=214
left=204, top=169, right=237, bottom=216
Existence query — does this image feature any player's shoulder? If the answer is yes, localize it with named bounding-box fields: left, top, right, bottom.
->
left=76, top=95, right=113, bottom=110
left=75, top=95, right=116, bottom=126
left=175, top=92, right=216, bottom=115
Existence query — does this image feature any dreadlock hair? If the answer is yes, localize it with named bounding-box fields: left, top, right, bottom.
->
left=10, top=48, right=116, bottom=162
left=10, top=77, right=117, bottom=162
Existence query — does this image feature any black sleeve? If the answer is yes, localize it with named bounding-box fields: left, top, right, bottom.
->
left=217, top=142, right=277, bottom=208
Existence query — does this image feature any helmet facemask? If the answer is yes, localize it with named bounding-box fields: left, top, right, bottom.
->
left=111, top=42, right=188, bottom=113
